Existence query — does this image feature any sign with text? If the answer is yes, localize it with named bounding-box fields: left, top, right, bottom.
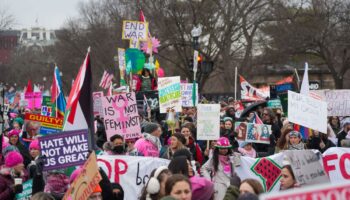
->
left=39, top=129, right=89, bottom=171
left=15, top=179, right=33, bottom=200
left=24, top=92, right=42, bottom=109
left=25, top=113, right=63, bottom=135
left=267, top=99, right=282, bottom=110
left=240, top=76, right=269, bottom=101
left=238, top=123, right=272, bottom=144
left=63, top=152, right=101, bottom=200
left=288, top=91, right=327, bottom=133
left=93, top=91, right=104, bottom=117
left=181, top=83, right=198, bottom=107
left=41, top=96, right=55, bottom=117
left=322, top=147, right=350, bottom=183
left=197, top=104, right=220, bottom=140
left=122, top=20, right=149, bottom=48
left=158, top=76, right=181, bottom=113
left=102, top=92, right=141, bottom=140
left=324, top=90, right=350, bottom=116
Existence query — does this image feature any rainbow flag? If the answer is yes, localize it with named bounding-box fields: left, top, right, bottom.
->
left=293, top=124, right=313, bottom=140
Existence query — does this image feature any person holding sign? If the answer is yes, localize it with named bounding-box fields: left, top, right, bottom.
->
left=135, top=122, right=162, bottom=157
left=135, top=68, right=157, bottom=92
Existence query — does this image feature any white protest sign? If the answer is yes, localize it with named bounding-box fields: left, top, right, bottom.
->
left=193, top=50, right=199, bottom=73
left=122, top=20, right=149, bottom=48
left=284, top=150, right=330, bottom=186
left=158, top=76, right=181, bottom=113
left=324, top=90, right=350, bottom=116
left=181, top=83, right=198, bottom=107
left=93, top=91, right=104, bottom=117
left=197, top=104, right=220, bottom=140
left=322, top=147, right=350, bottom=183
left=288, top=90, right=327, bottom=133
left=97, top=155, right=169, bottom=200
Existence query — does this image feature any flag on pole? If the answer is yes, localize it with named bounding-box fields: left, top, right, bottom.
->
left=64, top=48, right=94, bottom=146
left=51, top=66, right=66, bottom=119
left=99, top=70, right=114, bottom=89
left=300, top=62, right=309, bottom=95
left=24, top=80, right=33, bottom=94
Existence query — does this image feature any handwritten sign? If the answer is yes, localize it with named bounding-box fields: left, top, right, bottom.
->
left=288, top=91, right=327, bottom=133
left=39, top=129, right=89, bottom=171
left=324, top=90, right=350, bottom=116
left=25, top=113, right=63, bottom=135
left=63, top=152, right=101, bottom=200
left=158, top=76, right=181, bottom=113
left=181, top=83, right=198, bottom=107
left=24, top=92, right=42, bottom=109
left=197, top=104, right=220, bottom=140
left=101, top=92, right=141, bottom=140
left=122, top=20, right=149, bottom=48
left=93, top=91, right=104, bottom=117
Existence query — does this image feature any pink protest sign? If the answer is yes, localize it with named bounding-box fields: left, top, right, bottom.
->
left=25, top=92, right=42, bottom=109
left=101, top=92, right=141, bottom=140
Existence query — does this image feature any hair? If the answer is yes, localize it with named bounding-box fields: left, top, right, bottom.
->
left=165, top=174, right=191, bottom=196
left=31, top=192, right=55, bottom=200
left=241, top=179, right=264, bottom=194
left=173, top=149, right=192, bottom=161
left=212, top=147, right=233, bottom=172
left=110, top=134, right=124, bottom=142
left=142, top=68, right=153, bottom=78
left=181, top=123, right=196, bottom=139
left=171, top=133, right=186, bottom=147
left=328, top=116, right=340, bottom=128
left=276, top=124, right=293, bottom=149
left=140, top=168, right=171, bottom=200
left=168, top=156, right=189, bottom=177
left=282, top=165, right=296, bottom=182
left=263, top=108, right=276, bottom=123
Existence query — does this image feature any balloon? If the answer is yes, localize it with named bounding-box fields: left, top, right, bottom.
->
left=125, top=48, right=145, bottom=74
left=157, top=67, right=165, bottom=77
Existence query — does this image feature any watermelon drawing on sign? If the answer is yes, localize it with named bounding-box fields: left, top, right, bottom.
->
left=250, top=157, right=282, bottom=192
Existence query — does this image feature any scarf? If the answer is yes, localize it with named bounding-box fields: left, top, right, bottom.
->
left=218, top=155, right=231, bottom=176
left=143, top=133, right=162, bottom=150
left=288, top=141, right=305, bottom=150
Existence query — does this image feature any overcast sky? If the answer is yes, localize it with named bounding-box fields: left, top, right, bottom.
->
left=1, top=0, right=81, bottom=29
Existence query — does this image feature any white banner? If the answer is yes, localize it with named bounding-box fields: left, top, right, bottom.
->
left=288, top=91, right=327, bottom=133
left=322, top=147, right=350, bottom=183
left=324, top=90, right=350, bottom=116
left=181, top=83, right=198, bottom=107
left=97, top=155, right=169, bottom=200
left=197, top=104, right=220, bottom=140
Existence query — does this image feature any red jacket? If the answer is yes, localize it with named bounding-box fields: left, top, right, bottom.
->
left=135, top=75, right=157, bottom=91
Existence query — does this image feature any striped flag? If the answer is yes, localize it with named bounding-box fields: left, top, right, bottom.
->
left=99, top=70, right=113, bottom=89
left=51, top=66, right=66, bottom=119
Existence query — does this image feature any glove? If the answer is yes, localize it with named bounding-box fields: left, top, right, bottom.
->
left=13, top=184, right=23, bottom=194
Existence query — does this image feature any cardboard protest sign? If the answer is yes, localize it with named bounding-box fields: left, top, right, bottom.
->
left=324, top=90, right=350, bottom=116
left=63, top=152, right=101, bottom=200
left=234, top=122, right=248, bottom=141
left=122, top=20, right=149, bottom=48
left=24, top=92, right=42, bottom=109
left=41, top=96, right=55, bottom=117
left=181, top=83, right=198, bottom=107
left=25, top=113, right=62, bottom=135
left=245, top=123, right=271, bottom=144
left=39, top=129, right=89, bottom=171
left=322, top=147, right=350, bottom=183
left=259, top=181, right=350, bottom=200
left=284, top=150, right=330, bottom=186
left=98, top=155, right=170, bottom=200
left=158, top=76, right=181, bottom=113
left=197, top=104, right=220, bottom=140
left=93, top=91, right=104, bottom=117
left=102, top=92, right=141, bottom=140
left=288, top=91, right=327, bottom=133
left=15, top=179, right=33, bottom=200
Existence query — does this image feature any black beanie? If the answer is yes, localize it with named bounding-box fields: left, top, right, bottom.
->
left=143, top=122, right=159, bottom=134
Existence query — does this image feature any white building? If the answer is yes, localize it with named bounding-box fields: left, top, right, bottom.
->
left=18, top=27, right=56, bottom=51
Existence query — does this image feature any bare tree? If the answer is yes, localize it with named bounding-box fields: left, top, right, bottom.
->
left=0, top=5, right=15, bottom=30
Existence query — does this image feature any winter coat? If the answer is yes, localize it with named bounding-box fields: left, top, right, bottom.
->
left=0, top=166, right=28, bottom=200
left=134, top=138, right=160, bottom=157
left=13, top=141, right=31, bottom=168
left=135, top=75, right=157, bottom=92
left=307, top=136, right=335, bottom=153
left=186, top=137, right=204, bottom=165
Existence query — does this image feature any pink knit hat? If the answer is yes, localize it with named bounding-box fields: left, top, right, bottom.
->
left=69, top=167, right=83, bottom=184
left=29, top=139, right=40, bottom=150
left=8, top=129, right=20, bottom=138
left=215, top=137, right=232, bottom=148
left=5, top=151, right=24, bottom=167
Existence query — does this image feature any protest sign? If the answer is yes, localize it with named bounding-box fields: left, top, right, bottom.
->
left=98, top=155, right=170, bottom=200
left=122, top=20, right=149, bottom=48
left=322, top=147, right=350, bottom=183
left=101, top=92, right=141, bottom=140
left=197, top=104, right=220, bottom=140
left=41, top=96, right=55, bottom=117
left=158, top=76, right=181, bottom=113
left=259, top=181, right=350, bottom=200
left=25, top=113, right=63, bottom=135
left=288, top=91, right=327, bottom=133
left=93, top=91, right=104, bottom=117
left=284, top=150, right=330, bottom=186
left=39, top=129, right=89, bottom=171
left=324, top=90, right=350, bottom=116
left=1, top=103, right=9, bottom=116
left=24, top=92, right=42, bottom=109
left=245, top=123, right=272, bottom=144
left=15, top=179, right=33, bottom=200
left=240, top=76, right=269, bottom=101
left=181, top=83, right=198, bottom=107
left=63, top=152, right=101, bottom=200
left=234, top=122, right=248, bottom=141
left=267, top=99, right=282, bottom=110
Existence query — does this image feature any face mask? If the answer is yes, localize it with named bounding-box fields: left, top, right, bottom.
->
left=112, top=145, right=125, bottom=154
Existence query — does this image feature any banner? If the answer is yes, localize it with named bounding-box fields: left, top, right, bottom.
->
left=181, top=83, right=198, bottom=107
left=324, top=90, right=350, bottom=116
left=101, top=92, right=141, bottom=140
left=122, top=20, right=149, bottom=48
left=41, top=96, right=55, bottom=117
left=240, top=76, right=268, bottom=101
left=267, top=99, right=282, bottom=110
left=288, top=91, right=327, bottom=133
left=158, top=76, right=181, bottom=113
left=39, top=129, right=89, bottom=171
left=322, top=147, right=350, bottom=183
left=25, top=113, right=63, bottom=135
left=197, top=104, right=220, bottom=140
left=97, top=155, right=170, bottom=200
left=63, top=152, right=102, bottom=200
left=15, top=179, right=33, bottom=200
left=93, top=91, right=104, bottom=117
left=24, top=92, right=42, bottom=109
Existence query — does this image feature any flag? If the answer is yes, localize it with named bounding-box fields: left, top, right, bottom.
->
left=139, top=9, right=152, bottom=38
left=276, top=75, right=294, bottom=85
left=300, top=62, right=309, bottom=95
left=51, top=66, right=66, bottom=119
left=25, top=80, right=33, bottom=94
left=240, top=75, right=268, bottom=101
left=99, top=70, right=114, bottom=89
left=293, top=124, right=312, bottom=140
left=250, top=112, right=263, bottom=124
left=64, top=49, right=94, bottom=146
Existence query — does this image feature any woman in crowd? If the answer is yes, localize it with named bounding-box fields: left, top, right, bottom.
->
left=126, top=138, right=142, bottom=156
left=165, top=174, right=192, bottom=200
left=27, top=139, right=45, bottom=195
left=135, top=68, right=157, bottom=92
left=161, top=133, right=186, bottom=160
left=220, top=117, right=239, bottom=149
left=307, top=130, right=335, bottom=153
left=180, top=124, right=203, bottom=164
left=280, top=165, right=297, bottom=190
left=239, top=179, right=264, bottom=195
left=140, top=166, right=171, bottom=200
left=201, top=137, right=236, bottom=200
left=135, top=122, right=162, bottom=157
left=288, top=131, right=305, bottom=150
left=8, top=129, right=31, bottom=167
left=328, top=116, right=341, bottom=135
left=275, top=124, right=293, bottom=153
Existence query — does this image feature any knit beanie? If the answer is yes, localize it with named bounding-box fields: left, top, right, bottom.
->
left=69, top=167, right=83, bottom=184
left=8, top=129, right=20, bottom=138
left=5, top=151, right=24, bottom=167
left=14, top=117, right=24, bottom=127
left=29, top=139, right=40, bottom=150
left=143, top=122, right=159, bottom=134
left=44, top=173, right=70, bottom=194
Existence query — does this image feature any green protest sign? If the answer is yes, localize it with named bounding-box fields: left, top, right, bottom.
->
left=15, top=179, right=33, bottom=200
